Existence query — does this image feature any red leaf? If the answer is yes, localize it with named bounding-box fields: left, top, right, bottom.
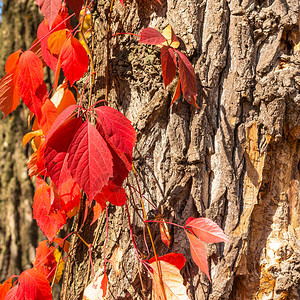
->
left=17, top=51, right=45, bottom=116
left=36, top=0, right=61, bottom=28
left=93, top=145, right=129, bottom=207
left=33, top=240, right=57, bottom=282
left=37, top=6, right=71, bottom=70
left=148, top=253, right=186, bottom=271
left=45, top=104, right=80, bottom=141
left=67, top=121, right=114, bottom=202
left=51, top=5, right=71, bottom=31
left=95, top=184, right=127, bottom=206
left=33, top=177, right=66, bottom=241
left=175, top=50, right=198, bottom=108
left=185, top=217, right=228, bottom=244
left=60, top=36, right=89, bottom=86
left=95, top=106, right=136, bottom=169
left=186, top=232, right=210, bottom=281
left=139, top=28, right=167, bottom=45
left=58, top=163, right=81, bottom=215
left=161, top=46, right=177, bottom=89
left=149, top=257, right=189, bottom=299
left=65, top=0, right=85, bottom=18
left=11, top=269, right=52, bottom=300
left=37, top=20, right=58, bottom=71
left=5, top=49, right=21, bottom=74
left=44, top=118, right=82, bottom=188
left=0, top=68, right=20, bottom=116
left=4, top=286, right=17, bottom=300
left=108, top=146, right=129, bottom=187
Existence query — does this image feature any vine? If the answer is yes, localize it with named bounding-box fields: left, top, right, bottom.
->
left=0, top=0, right=228, bottom=299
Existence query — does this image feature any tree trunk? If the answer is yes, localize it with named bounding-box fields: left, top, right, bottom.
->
left=0, top=0, right=42, bottom=282
left=62, top=0, right=300, bottom=299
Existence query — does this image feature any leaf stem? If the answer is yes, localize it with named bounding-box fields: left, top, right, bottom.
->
left=28, top=13, right=76, bottom=52
left=89, top=244, right=95, bottom=277
left=51, top=219, right=71, bottom=288
left=144, top=219, right=185, bottom=229
left=126, top=183, right=160, bottom=213
left=103, top=206, right=109, bottom=273
left=111, top=32, right=140, bottom=38
left=105, top=0, right=114, bottom=103
left=33, top=231, right=75, bottom=269
left=132, top=164, right=167, bottom=300
left=75, top=232, right=90, bottom=248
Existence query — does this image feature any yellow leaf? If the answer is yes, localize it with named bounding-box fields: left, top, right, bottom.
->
left=53, top=248, right=65, bottom=283
left=78, top=9, right=91, bottom=53
left=22, top=129, right=43, bottom=147
left=162, top=25, right=180, bottom=49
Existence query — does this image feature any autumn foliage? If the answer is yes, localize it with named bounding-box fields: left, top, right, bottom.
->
left=0, top=0, right=228, bottom=299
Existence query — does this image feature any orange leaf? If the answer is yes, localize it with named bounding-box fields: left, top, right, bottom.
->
left=91, top=202, right=105, bottom=225
left=0, top=68, right=20, bottom=116
left=52, top=238, right=70, bottom=254
left=38, top=99, right=59, bottom=135
left=48, top=29, right=70, bottom=56
left=0, top=276, right=14, bottom=299
left=51, top=84, right=77, bottom=114
left=156, top=215, right=171, bottom=247
left=150, top=260, right=189, bottom=300
left=186, top=232, right=210, bottom=281
left=5, top=49, right=21, bottom=74
left=33, top=240, right=57, bottom=282
left=22, top=130, right=44, bottom=148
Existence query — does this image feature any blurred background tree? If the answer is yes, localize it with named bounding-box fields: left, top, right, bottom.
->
left=0, top=0, right=41, bottom=282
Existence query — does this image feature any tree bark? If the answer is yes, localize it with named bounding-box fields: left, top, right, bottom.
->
left=61, top=0, right=300, bottom=299
left=0, top=0, right=42, bottom=282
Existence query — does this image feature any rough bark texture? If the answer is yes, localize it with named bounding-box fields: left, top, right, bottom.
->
left=0, top=0, right=42, bottom=282
left=61, top=0, right=300, bottom=299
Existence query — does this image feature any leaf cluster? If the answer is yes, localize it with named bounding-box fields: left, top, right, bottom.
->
left=0, top=0, right=228, bottom=299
